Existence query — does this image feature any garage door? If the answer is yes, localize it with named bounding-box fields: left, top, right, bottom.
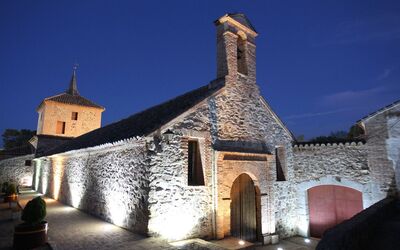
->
left=308, top=185, right=363, bottom=238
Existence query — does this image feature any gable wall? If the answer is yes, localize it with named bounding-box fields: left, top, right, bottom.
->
left=213, top=75, right=298, bottom=239
left=363, top=104, right=400, bottom=194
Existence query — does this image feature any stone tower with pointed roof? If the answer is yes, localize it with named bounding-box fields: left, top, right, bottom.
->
left=36, top=68, right=105, bottom=138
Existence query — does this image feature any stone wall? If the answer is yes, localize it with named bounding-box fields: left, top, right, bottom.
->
left=292, top=142, right=384, bottom=236
left=34, top=139, right=150, bottom=234
left=0, top=154, right=35, bottom=186
left=362, top=104, right=400, bottom=194
left=387, top=114, right=400, bottom=191
left=146, top=101, right=215, bottom=240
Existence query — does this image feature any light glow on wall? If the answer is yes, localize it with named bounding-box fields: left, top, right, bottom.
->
left=69, top=184, right=84, bottom=208
left=297, top=215, right=309, bottom=237
left=149, top=205, right=202, bottom=241
left=52, top=156, right=65, bottom=200
left=104, top=187, right=129, bottom=227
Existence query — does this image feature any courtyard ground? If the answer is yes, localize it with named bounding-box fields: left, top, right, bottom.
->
left=0, top=190, right=317, bottom=250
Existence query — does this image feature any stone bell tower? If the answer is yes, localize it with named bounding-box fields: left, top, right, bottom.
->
left=215, top=13, right=258, bottom=83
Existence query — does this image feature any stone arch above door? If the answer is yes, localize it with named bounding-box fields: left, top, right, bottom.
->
left=215, top=151, right=273, bottom=240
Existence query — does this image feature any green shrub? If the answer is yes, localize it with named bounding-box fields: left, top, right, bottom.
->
left=1, top=182, right=9, bottom=193
left=6, top=183, right=17, bottom=196
left=21, top=196, right=46, bottom=225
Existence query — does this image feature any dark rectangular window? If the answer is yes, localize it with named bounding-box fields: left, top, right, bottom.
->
left=71, top=112, right=78, bottom=120
left=56, top=121, right=66, bottom=134
left=188, top=140, right=205, bottom=186
left=276, top=147, right=286, bottom=181
left=25, top=160, right=32, bottom=166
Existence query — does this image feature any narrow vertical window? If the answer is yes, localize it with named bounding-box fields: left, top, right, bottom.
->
left=71, top=112, right=78, bottom=120
left=188, top=140, right=205, bottom=186
left=237, top=37, right=248, bottom=75
left=276, top=147, right=286, bottom=181
left=56, top=121, right=66, bottom=134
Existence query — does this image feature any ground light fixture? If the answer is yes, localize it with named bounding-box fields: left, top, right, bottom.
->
left=304, top=238, right=311, bottom=243
left=277, top=248, right=283, bottom=250
left=238, top=240, right=245, bottom=245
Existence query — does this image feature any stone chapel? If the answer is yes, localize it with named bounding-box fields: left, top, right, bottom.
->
left=0, top=13, right=399, bottom=244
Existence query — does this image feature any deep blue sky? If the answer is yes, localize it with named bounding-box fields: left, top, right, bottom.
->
left=1, top=1, right=399, bottom=147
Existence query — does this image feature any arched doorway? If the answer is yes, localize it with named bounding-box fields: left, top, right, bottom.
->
left=230, top=174, right=257, bottom=241
left=308, top=185, right=363, bottom=238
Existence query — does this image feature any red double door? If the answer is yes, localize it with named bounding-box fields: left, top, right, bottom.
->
left=308, top=185, right=363, bottom=238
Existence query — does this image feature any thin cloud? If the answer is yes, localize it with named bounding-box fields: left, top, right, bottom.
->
left=322, top=86, right=387, bottom=105
left=377, top=67, right=397, bottom=81
left=284, top=108, right=352, bottom=120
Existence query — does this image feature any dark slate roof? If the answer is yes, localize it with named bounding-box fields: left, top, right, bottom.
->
left=41, top=80, right=225, bottom=156
left=0, top=144, right=35, bottom=160
left=37, top=69, right=104, bottom=110
left=35, top=135, right=74, bottom=157
left=66, top=68, right=79, bottom=96
left=358, top=99, right=400, bottom=123
left=38, top=93, right=104, bottom=110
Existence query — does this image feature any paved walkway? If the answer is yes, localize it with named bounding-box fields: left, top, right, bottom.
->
left=1, top=190, right=173, bottom=250
left=255, top=237, right=318, bottom=250
left=0, top=190, right=318, bottom=250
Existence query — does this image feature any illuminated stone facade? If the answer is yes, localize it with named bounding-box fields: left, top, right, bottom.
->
left=1, top=13, right=399, bottom=244
left=0, top=154, right=34, bottom=186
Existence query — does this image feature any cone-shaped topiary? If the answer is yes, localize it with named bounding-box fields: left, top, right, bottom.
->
left=6, top=183, right=17, bottom=196
left=21, top=196, right=46, bottom=225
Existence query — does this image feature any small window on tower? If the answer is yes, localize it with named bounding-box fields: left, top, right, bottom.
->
left=56, top=121, right=66, bottom=134
left=71, top=112, right=78, bottom=120
left=188, top=140, right=205, bottom=186
left=276, top=146, right=287, bottom=181
left=25, top=160, right=32, bottom=166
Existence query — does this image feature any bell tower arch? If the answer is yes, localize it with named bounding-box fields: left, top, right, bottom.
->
left=215, top=13, right=258, bottom=82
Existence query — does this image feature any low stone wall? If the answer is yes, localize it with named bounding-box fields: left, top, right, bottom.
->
left=293, top=142, right=369, bottom=184
left=34, top=139, right=150, bottom=234
left=292, top=142, right=384, bottom=236
left=0, top=154, right=35, bottom=186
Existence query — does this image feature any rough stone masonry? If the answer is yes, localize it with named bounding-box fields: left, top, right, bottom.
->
left=0, top=13, right=398, bottom=243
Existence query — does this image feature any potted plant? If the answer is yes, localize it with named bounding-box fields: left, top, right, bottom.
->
left=13, top=196, right=48, bottom=249
left=1, top=182, right=9, bottom=194
left=4, top=183, right=18, bottom=204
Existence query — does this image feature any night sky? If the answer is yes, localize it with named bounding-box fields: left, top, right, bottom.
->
left=1, top=1, right=399, bottom=148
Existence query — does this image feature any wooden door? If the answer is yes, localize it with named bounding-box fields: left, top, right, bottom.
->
left=231, top=174, right=257, bottom=241
left=308, top=185, right=363, bottom=238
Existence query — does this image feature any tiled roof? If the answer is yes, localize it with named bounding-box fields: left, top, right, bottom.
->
left=37, top=69, right=104, bottom=110
left=358, top=100, right=400, bottom=123
left=41, top=80, right=225, bottom=156
left=0, top=144, right=35, bottom=160
left=227, top=13, right=257, bottom=32
left=38, top=93, right=104, bottom=110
